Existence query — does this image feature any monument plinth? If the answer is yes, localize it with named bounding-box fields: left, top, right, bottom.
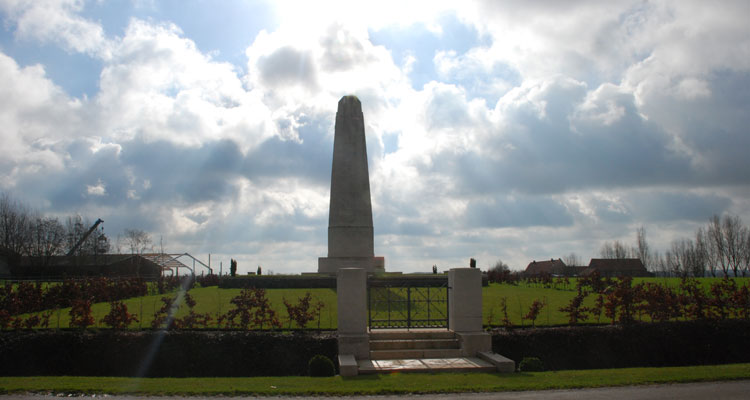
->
left=318, top=96, right=385, bottom=274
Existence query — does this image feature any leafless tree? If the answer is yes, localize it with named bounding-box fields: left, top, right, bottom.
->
left=722, top=215, right=744, bottom=277
left=0, top=192, right=31, bottom=255
left=668, top=234, right=709, bottom=278
left=635, top=226, right=652, bottom=271
left=123, top=228, right=152, bottom=255
left=27, top=215, right=66, bottom=266
left=563, top=252, right=582, bottom=267
left=599, top=240, right=631, bottom=259
left=693, top=228, right=708, bottom=277
left=707, top=215, right=729, bottom=277
left=741, top=228, right=750, bottom=277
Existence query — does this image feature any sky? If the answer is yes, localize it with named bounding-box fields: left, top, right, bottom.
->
left=1, top=0, right=749, bottom=274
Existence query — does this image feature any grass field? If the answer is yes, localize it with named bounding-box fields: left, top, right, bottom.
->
left=1, top=363, right=749, bottom=395
left=13, top=277, right=750, bottom=329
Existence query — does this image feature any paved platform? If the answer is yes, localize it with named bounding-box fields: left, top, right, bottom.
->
left=357, top=357, right=496, bottom=374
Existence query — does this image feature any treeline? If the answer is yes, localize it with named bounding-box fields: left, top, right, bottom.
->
left=599, top=215, right=750, bottom=278
left=1, top=192, right=157, bottom=267
left=0, top=193, right=109, bottom=265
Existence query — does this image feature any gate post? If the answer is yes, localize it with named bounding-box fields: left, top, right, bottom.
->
left=337, top=268, right=369, bottom=375
left=448, top=268, right=491, bottom=356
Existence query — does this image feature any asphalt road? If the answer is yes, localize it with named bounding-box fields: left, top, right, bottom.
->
left=2, top=380, right=749, bottom=399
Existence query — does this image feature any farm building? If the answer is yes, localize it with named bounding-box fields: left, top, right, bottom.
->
left=581, top=258, right=651, bottom=277
left=9, top=254, right=164, bottom=280
left=524, top=258, right=567, bottom=276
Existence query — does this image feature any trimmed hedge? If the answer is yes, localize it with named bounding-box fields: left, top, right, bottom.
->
left=492, top=320, right=750, bottom=371
left=2, top=320, right=747, bottom=377
left=218, top=274, right=488, bottom=289
left=219, top=276, right=336, bottom=289
left=0, top=330, right=336, bottom=377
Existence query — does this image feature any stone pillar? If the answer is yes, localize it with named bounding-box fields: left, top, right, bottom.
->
left=449, top=268, right=490, bottom=356
left=337, top=268, right=369, bottom=360
left=318, top=96, right=385, bottom=274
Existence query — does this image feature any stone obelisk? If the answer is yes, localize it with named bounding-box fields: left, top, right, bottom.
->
left=318, top=95, right=385, bottom=274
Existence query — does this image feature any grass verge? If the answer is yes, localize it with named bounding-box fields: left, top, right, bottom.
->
left=1, top=363, right=749, bottom=396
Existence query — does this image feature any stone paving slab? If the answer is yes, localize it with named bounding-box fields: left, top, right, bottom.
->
left=358, top=357, right=495, bottom=374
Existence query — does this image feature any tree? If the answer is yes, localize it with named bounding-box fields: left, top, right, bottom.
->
left=698, top=227, right=717, bottom=277
left=230, top=259, right=237, bottom=277
left=722, top=215, right=745, bottom=277
left=707, top=215, right=729, bottom=277
left=600, top=240, right=631, bottom=259
left=635, top=226, right=652, bottom=271
left=122, top=228, right=152, bottom=255
left=27, top=215, right=66, bottom=266
left=563, top=252, right=582, bottom=267
left=0, top=192, right=31, bottom=255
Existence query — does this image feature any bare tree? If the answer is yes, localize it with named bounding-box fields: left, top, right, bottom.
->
left=635, top=226, right=651, bottom=271
left=27, top=215, right=66, bottom=266
left=693, top=228, right=708, bottom=277
left=707, top=215, right=729, bottom=277
left=563, top=252, right=582, bottom=266
left=722, top=215, right=744, bottom=277
left=0, top=192, right=31, bottom=255
left=741, top=227, right=750, bottom=277
left=600, top=240, right=631, bottom=259
left=697, top=227, right=717, bottom=277
left=123, top=228, right=152, bottom=255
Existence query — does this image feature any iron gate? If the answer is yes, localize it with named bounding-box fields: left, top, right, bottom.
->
left=367, top=279, right=449, bottom=329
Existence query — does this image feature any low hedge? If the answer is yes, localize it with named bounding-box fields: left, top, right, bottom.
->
left=0, top=330, right=336, bottom=377
left=492, top=320, right=750, bottom=370
left=1, top=320, right=747, bottom=377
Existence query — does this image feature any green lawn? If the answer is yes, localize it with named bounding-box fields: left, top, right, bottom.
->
left=35, top=286, right=338, bottom=330
left=1, top=363, right=749, bottom=395
left=14, top=277, right=750, bottom=330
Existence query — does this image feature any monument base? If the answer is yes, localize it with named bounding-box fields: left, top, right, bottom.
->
left=318, top=256, right=385, bottom=274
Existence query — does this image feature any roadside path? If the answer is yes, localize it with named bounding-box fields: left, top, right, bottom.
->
left=2, top=380, right=749, bottom=399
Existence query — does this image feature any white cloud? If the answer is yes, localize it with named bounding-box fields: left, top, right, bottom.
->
left=1, top=0, right=750, bottom=272
left=0, top=0, right=112, bottom=59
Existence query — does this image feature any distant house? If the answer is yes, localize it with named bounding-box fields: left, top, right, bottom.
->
left=581, top=258, right=650, bottom=277
left=525, top=258, right=566, bottom=276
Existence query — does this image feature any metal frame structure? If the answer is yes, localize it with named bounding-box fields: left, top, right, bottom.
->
left=141, top=253, right=212, bottom=276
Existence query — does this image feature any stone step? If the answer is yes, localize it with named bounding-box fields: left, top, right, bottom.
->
left=369, top=338, right=459, bottom=350
left=358, top=357, right=496, bottom=374
left=370, top=348, right=462, bottom=360
left=369, top=329, right=455, bottom=340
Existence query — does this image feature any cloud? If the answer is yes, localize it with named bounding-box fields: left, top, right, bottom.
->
left=2, top=1, right=750, bottom=273
left=0, top=0, right=112, bottom=59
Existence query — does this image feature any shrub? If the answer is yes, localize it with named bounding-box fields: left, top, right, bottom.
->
left=69, top=299, right=95, bottom=329
left=102, top=301, right=139, bottom=329
left=519, top=357, right=544, bottom=372
left=283, top=292, right=324, bottom=329
left=308, top=354, right=335, bottom=377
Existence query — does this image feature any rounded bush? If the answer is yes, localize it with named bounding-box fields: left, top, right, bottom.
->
left=308, top=354, right=335, bottom=377
left=519, top=357, right=544, bottom=372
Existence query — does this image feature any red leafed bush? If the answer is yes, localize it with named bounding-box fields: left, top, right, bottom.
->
left=283, top=292, right=324, bottom=329
left=69, top=299, right=95, bottom=329
left=102, top=301, right=139, bottom=329
left=220, top=288, right=281, bottom=330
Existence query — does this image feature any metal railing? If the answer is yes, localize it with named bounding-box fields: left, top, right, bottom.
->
left=367, top=280, right=449, bottom=329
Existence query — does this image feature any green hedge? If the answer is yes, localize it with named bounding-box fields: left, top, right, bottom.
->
left=492, top=320, right=750, bottom=370
left=0, top=330, right=336, bottom=377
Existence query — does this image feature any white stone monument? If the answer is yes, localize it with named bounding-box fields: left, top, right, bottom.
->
left=318, top=96, right=385, bottom=274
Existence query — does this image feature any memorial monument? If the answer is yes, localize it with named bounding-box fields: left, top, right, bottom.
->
left=318, top=96, right=385, bottom=274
